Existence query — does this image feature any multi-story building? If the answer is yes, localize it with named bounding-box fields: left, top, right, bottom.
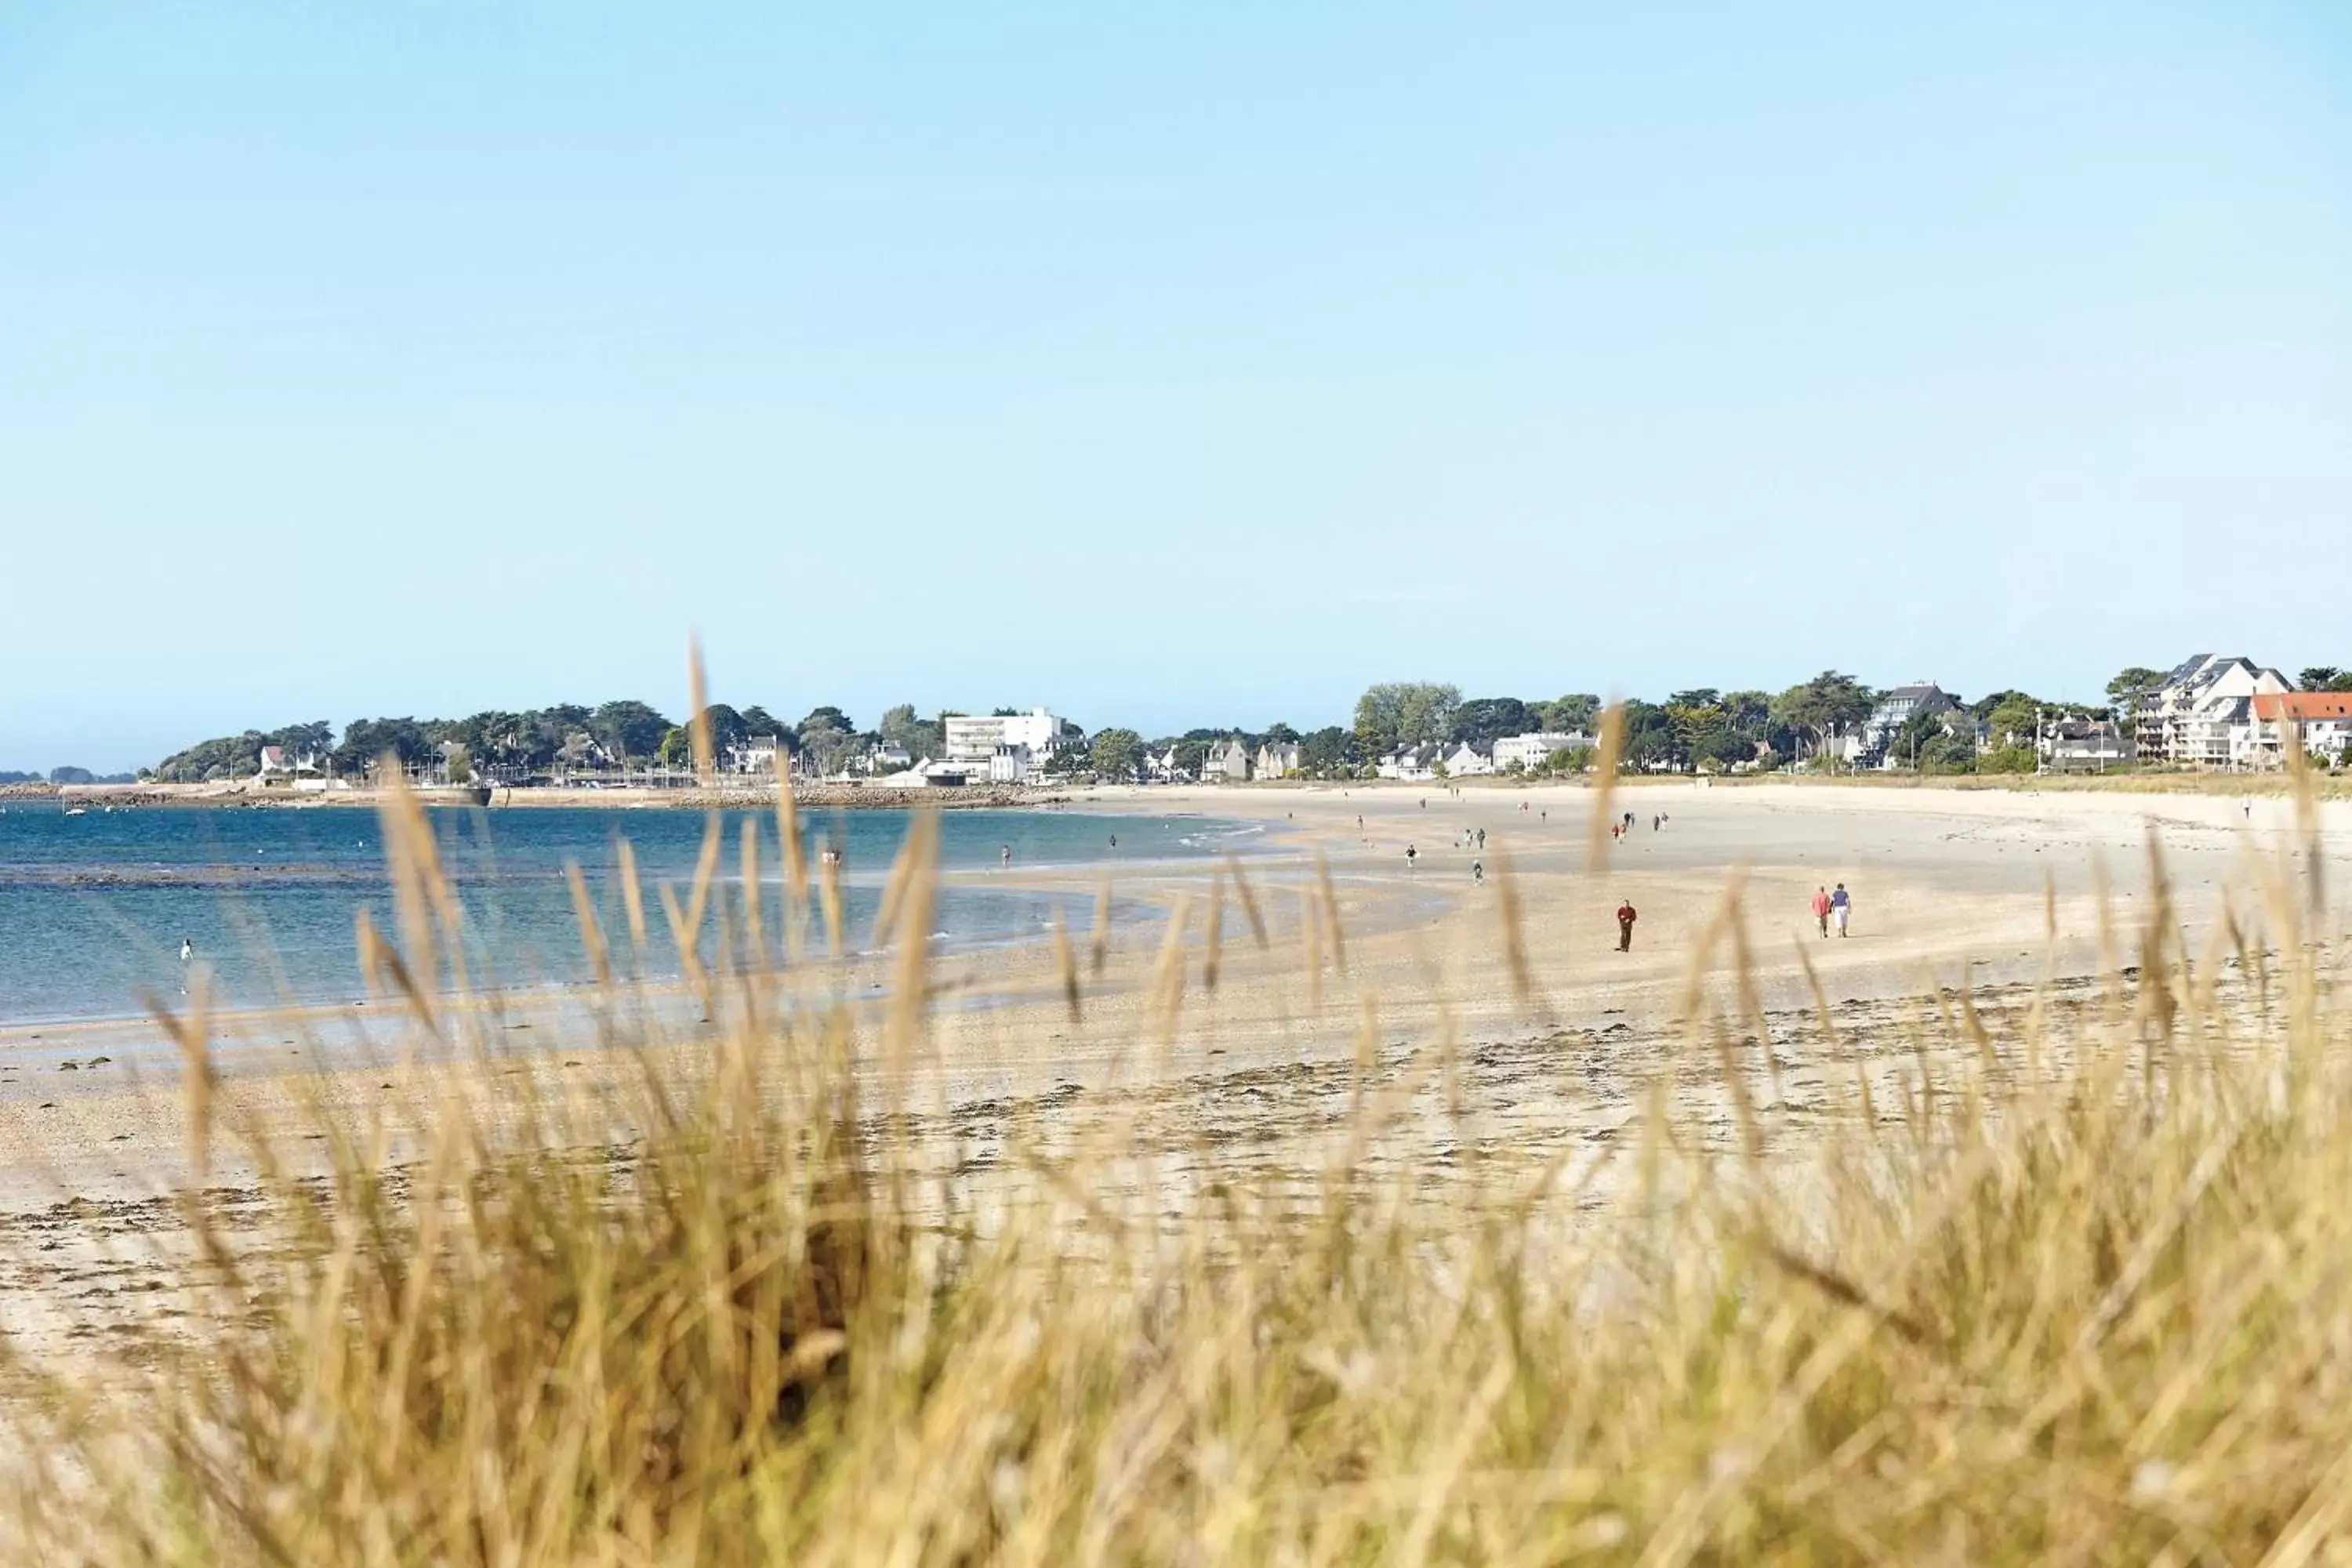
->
left=1255, top=741, right=1302, bottom=779
left=1203, top=737, right=1252, bottom=782
left=2242, top=692, right=2352, bottom=770
left=2134, top=655, right=2292, bottom=768
left=944, top=710, right=1060, bottom=763
left=1845, top=683, right=1959, bottom=769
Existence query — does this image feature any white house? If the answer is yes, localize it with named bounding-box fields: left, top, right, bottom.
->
left=1376, top=745, right=1442, bottom=782
left=1147, top=746, right=1186, bottom=783
left=1443, top=742, right=1494, bottom=777
left=986, top=744, right=1034, bottom=784
left=1203, top=737, right=1252, bottom=782
left=2242, top=692, right=2352, bottom=770
left=2136, top=655, right=2293, bottom=768
left=730, top=735, right=785, bottom=774
left=2039, top=718, right=2135, bottom=775
left=1845, top=683, right=1961, bottom=769
left=945, top=710, right=1060, bottom=763
left=1492, top=731, right=1591, bottom=772
left=1255, top=741, right=1302, bottom=779
left=862, top=740, right=912, bottom=775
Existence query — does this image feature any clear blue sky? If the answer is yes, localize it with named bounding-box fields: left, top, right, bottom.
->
left=4, top=3, right=2349, bottom=771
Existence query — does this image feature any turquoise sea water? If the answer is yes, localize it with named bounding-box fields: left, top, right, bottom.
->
left=0, top=804, right=1253, bottom=1025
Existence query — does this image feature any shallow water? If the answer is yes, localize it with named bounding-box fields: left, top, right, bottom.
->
left=0, top=804, right=1254, bottom=1024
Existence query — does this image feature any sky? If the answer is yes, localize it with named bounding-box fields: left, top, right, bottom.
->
left=3, top=3, right=2350, bottom=771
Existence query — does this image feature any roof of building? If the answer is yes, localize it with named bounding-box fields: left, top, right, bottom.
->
left=2253, top=692, right=2352, bottom=722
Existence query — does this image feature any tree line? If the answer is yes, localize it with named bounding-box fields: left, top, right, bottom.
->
left=140, top=659, right=2348, bottom=784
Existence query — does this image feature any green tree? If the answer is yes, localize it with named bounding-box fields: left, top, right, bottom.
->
left=590, top=700, right=673, bottom=763
left=2300, top=666, right=2347, bottom=692
left=1984, top=693, right=2043, bottom=748
left=1453, top=697, right=1532, bottom=747
left=1298, top=725, right=1360, bottom=778
left=1091, top=728, right=1144, bottom=782
left=1770, top=672, right=1875, bottom=760
left=1354, top=683, right=1461, bottom=756
left=1537, top=694, right=1601, bottom=735
left=2105, top=667, right=2165, bottom=723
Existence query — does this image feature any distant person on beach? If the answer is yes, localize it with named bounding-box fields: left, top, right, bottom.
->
left=1831, top=883, right=1851, bottom=936
left=1472, top=860, right=1484, bottom=884
left=1811, top=886, right=1832, bottom=938
left=1406, top=844, right=1418, bottom=869
left=1000, top=844, right=1012, bottom=868
left=1475, top=828, right=1486, bottom=850
left=2241, top=796, right=2252, bottom=820
left=1616, top=898, right=1637, bottom=952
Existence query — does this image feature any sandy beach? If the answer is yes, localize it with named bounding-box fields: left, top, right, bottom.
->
left=2, top=779, right=2345, bottom=1363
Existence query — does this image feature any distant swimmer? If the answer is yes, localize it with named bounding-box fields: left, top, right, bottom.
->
left=1831, top=882, right=1851, bottom=937
left=1109, top=834, right=1117, bottom=849
left=1001, top=844, right=1012, bottom=868
left=180, top=936, right=194, bottom=964
left=1811, top=886, right=1832, bottom=938
left=1616, top=898, right=1638, bottom=953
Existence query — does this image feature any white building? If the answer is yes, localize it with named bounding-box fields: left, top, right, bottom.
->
left=986, top=744, right=1034, bottom=783
left=1203, top=737, right=1251, bottom=782
left=1376, top=745, right=1442, bottom=782
left=1255, top=741, right=1302, bottom=779
left=2038, top=718, right=2134, bottom=775
left=2242, top=692, right=2352, bottom=770
left=944, top=710, right=1061, bottom=763
left=1443, top=742, right=1494, bottom=777
left=1492, top=731, right=1591, bottom=772
left=2136, top=655, right=2294, bottom=769
left=1845, top=683, right=1961, bottom=769
left=730, top=735, right=785, bottom=774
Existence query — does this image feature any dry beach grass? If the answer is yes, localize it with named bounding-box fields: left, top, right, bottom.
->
left=3, top=738, right=2351, bottom=1562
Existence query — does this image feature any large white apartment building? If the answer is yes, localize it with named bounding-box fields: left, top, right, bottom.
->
left=2136, top=655, right=2293, bottom=768
left=943, top=709, right=1061, bottom=763
left=1492, top=731, right=1592, bottom=771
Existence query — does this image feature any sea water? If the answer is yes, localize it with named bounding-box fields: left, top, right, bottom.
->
left=0, top=804, right=1254, bottom=1025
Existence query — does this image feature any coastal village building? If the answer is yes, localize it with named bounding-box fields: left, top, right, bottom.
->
left=1492, top=731, right=1591, bottom=771
left=1376, top=745, right=1443, bottom=782
left=986, top=744, right=1034, bottom=784
left=2243, top=692, right=2352, bottom=769
left=2135, top=655, right=2294, bottom=769
left=1845, top=683, right=1961, bottom=769
left=1148, top=746, right=1185, bottom=783
left=944, top=710, right=1061, bottom=764
left=1443, top=742, right=1495, bottom=777
left=1255, top=741, right=1301, bottom=779
left=729, top=735, right=784, bottom=774
left=2038, top=718, right=2135, bottom=775
left=1204, top=738, right=1252, bottom=782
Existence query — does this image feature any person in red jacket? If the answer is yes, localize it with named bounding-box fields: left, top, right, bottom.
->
left=1616, top=898, right=1638, bottom=952
left=1811, top=885, right=1833, bottom=938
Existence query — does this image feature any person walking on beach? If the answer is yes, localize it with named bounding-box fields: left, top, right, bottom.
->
left=1472, top=860, right=1484, bottom=884
left=1811, top=886, right=1832, bottom=938
left=1831, top=882, right=1851, bottom=937
left=1475, top=828, right=1486, bottom=850
left=1406, top=844, right=1418, bottom=870
left=2241, top=796, right=2252, bottom=821
left=1616, top=898, right=1638, bottom=953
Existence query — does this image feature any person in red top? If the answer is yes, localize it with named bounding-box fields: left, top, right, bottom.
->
left=1810, top=885, right=1833, bottom=938
left=1616, top=898, right=1638, bottom=952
